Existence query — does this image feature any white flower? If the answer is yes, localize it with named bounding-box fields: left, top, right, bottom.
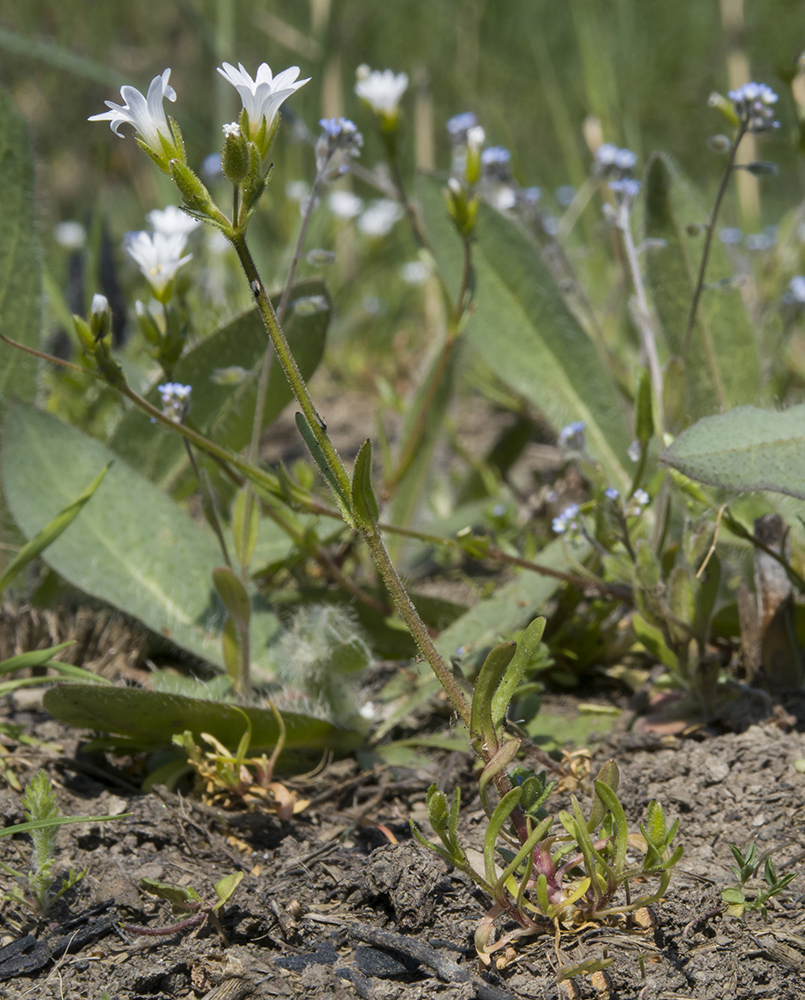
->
left=89, top=69, right=177, bottom=155
left=91, top=293, right=109, bottom=317
left=628, top=489, right=650, bottom=515
left=400, top=260, right=430, bottom=284
left=354, top=66, right=408, bottom=117
left=125, top=231, right=192, bottom=298
left=217, top=61, right=309, bottom=137
left=357, top=199, right=403, bottom=237
left=627, top=440, right=641, bottom=462
left=328, top=189, right=364, bottom=219
left=147, top=205, right=200, bottom=241
left=54, top=220, right=86, bottom=250
left=466, top=125, right=486, bottom=151
left=286, top=180, right=310, bottom=203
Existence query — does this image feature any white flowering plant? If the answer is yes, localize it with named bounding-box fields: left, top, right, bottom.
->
left=1, top=21, right=804, bottom=975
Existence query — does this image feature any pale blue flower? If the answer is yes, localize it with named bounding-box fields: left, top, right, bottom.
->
left=158, top=382, right=191, bottom=421
left=558, top=421, right=586, bottom=451
left=446, top=112, right=478, bottom=142
left=728, top=82, right=779, bottom=132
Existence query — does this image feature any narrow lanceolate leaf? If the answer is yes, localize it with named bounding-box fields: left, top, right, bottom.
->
left=0, top=463, right=109, bottom=593
left=109, top=280, right=330, bottom=491
left=295, top=412, right=353, bottom=523
left=661, top=404, right=805, bottom=499
left=212, top=567, right=251, bottom=631
left=643, top=153, right=759, bottom=420
left=417, top=174, right=632, bottom=489
left=351, top=439, right=379, bottom=526
left=2, top=403, right=279, bottom=666
left=0, top=88, right=40, bottom=425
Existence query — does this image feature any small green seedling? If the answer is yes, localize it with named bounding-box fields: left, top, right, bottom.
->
left=721, top=842, right=797, bottom=919
left=122, top=872, right=244, bottom=944
left=1, top=771, right=86, bottom=915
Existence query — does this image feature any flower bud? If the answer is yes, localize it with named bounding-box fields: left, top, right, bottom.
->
left=89, top=293, right=111, bottom=341
left=221, top=122, right=251, bottom=184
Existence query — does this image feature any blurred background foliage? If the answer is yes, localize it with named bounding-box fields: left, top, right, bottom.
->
left=0, top=0, right=803, bottom=390
left=2, top=0, right=803, bottom=226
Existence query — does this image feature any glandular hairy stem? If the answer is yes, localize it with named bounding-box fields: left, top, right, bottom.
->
left=230, top=233, right=473, bottom=730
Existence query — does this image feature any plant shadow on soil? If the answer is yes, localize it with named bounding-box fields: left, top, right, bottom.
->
left=2, top=675, right=805, bottom=1000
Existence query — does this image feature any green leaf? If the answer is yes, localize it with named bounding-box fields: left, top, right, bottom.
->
left=1, top=812, right=129, bottom=838
left=295, top=412, right=353, bottom=522
left=643, top=153, right=759, bottom=419
left=0, top=88, right=40, bottom=428
left=661, top=404, right=805, bottom=498
left=721, top=887, right=746, bottom=905
left=2, top=402, right=278, bottom=666
left=388, top=339, right=462, bottom=536
left=213, top=871, right=244, bottom=909
left=212, top=567, right=251, bottom=631
left=109, top=282, right=330, bottom=490
left=377, top=538, right=589, bottom=737
left=232, top=487, right=259, bottom=570
left=418, top=174, right=631, bottom=488
left=0, top=463, right=110, bottom=594
left=490, top=616, right=546, bottom=731
left=471, top=641, right=516, bottom=744
left=43, top=683, right=361, bottom=755
left=351, top=439, right=379, bottom=526
left=141, top=877, right=201, bottom=909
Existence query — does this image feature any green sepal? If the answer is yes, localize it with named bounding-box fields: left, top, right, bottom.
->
left=170, top=160, right=218, bottom=219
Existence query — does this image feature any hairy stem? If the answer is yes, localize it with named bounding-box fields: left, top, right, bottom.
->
left=682, top=124, right=746, bottom=362
left=230, top=235, right=472, bottom=728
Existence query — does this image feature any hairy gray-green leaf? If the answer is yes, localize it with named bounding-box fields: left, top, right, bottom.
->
left=43, top=684, right=361, bottom=755
left=418, top=174, right=631, bottom=488
left=0, top=89, right=40, bottom=426
left=643, top=153, right=759, bottom=419
left=661, top=404, right=805, bottom=498
left=3, top=402, right=279, bottom=666
left=110, top=281, right=330, bottom=490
